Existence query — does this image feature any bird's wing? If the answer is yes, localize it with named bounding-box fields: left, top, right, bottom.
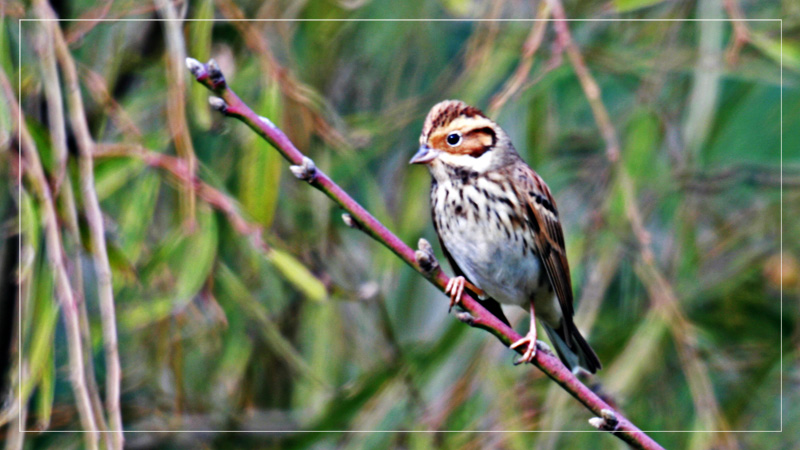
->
left=435, top=235, right=512, bottom=327
left=510, top=164, right=575, bottom=320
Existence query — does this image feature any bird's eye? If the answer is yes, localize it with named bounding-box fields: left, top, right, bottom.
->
left=446, top=132, right=462, bottom=146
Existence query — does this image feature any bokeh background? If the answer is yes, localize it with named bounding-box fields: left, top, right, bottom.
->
left=2, top=0, right=798, bottom=449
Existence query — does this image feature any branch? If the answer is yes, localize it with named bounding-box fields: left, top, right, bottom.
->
left=80, top=66, right=143, bottom=140
left=92, top=143, right=269, bottom=253
left=678, top=163, right=797, bottom=192
left=549, top=0, right=620, bottom=162
left=216, top=0, right=350, bottom=151
left=548, top=5, right=735, bottom=446
left=549, top=0, right=650, bottom=256
left=41, top=5, right=125, bottom=448
left=91, top=144, right=332, bottom=388
left=34, top=7, right=110, bottom=439
left=488, top=2, right=551, bottom=116
left=1, top=52, right=99, bottom=450
left=186, top=57, right=665, bottom=450
left=156, top=0, right=197, bottom=231
left=723, top=0, right=751, bottom=65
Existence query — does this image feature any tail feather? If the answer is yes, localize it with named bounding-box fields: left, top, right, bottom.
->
left=543, top=322, right=601, bottom=374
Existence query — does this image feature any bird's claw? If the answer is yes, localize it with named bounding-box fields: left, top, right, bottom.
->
left=510, top=331, right=538, bottom=365
left=445, top=276, right=467, bottom=313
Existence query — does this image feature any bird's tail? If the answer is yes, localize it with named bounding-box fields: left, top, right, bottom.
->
left=543, top=322, right=601, bottom=374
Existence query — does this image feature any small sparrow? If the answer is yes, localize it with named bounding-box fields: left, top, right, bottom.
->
left=410, top=100, right=601, bottom=373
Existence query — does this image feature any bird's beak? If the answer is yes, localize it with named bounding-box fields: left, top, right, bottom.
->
left=409, top=145, right=438, bottom=165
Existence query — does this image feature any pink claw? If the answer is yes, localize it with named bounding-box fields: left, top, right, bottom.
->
left=445, top=276, right=467, bottom=312
left=510, top=329, right=538, bottom=365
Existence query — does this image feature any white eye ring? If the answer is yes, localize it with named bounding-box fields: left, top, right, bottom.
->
left=446, top=132, right=462, bottom=147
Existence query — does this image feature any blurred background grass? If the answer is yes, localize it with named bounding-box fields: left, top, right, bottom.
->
left=1, top=0, right=798, bottom=449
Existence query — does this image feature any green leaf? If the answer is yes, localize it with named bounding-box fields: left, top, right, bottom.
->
left=290, top=366, right=396, bottom=443
left=21, top=257, right=58, bottom=403
left=267, top=249, right=326, bottom=303
left=118, top=171, right=161, bottom=264
left=606, top=174, right=627, bottom=230
left=188, top=0, right=214, bottom=129
left=94, top=158, right=145, bottom=201
left=239, top=82, right=283, bottom=228
left=106, top=239, right=138, bottom=287
left=215, top=264, right=324, bottom=385
left=441, top=0, right=473, bottom=16
left=613, top=0, right=666, bottom=13
left=35, top=344, right=55, bottom=430
left=623, top=107, right=661, bottom=186
left=291, top=297, right=342, bottom=414
left=26, top=121, right=55, bottom=175
left=751, top=33, right=800, bottom=72
left=0, top=8, right=14, bottom=78
left=169, top=205, right=219, bottom=300
left=19, top=190, right=41, bottom=278
left=123, top=205, right=218, bottom=328
left=120, top=296, right=175, bottom=329
left=212, top=319, right=253, bottom=403
left=705, top=83, right=782, bottom=166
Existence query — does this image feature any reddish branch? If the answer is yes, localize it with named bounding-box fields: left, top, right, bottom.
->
left=186, top=57, right=665, bottom=450
left=93, top=144, right=269, bottom=253
left=723, top=0, right=751, bottom=65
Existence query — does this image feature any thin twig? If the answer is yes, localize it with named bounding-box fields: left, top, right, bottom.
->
left=216, top=0, right=350, bottom=151
left=33, top=11, right=111, bottom=442
left=463, top=1, right=506, bottom=72
left=61, top=0, right=113, bottom=45
left=634, top=263, right=737, bottom=450
left=91, top=145, right=328, bottom=387
left=548, top=0, right=620, bottom=162
left=63, top=1, right=160, bottom=45
left=5, top=373, right=28, bottom=450
left=683, top=3, right=724, bottom=164
left=79, top=65, right=143, bottom=140
left=1, top=58, right=99, bottom=450
left=488, top=2, right=551, bottom=116
left=546, top=6, right=736, bottom=448
left=187, top=57, right=665, bottom=450
left=678, top=164, right=796, bottom=192
left=36, top=22, right=67, bottom=195
left=156, top=0, right=197, bottom=232
left=723, top=0, right=751, bottom=65
left=93, top=143, right=269, bottom=253
left=43, top=8, right=125, bottom=449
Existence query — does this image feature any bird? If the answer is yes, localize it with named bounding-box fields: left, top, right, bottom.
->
left=409, top=99, right=601, bottom=373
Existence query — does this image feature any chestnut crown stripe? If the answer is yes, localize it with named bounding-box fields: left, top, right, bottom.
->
left=422, top=99, right=487, bottom=139
left=422, top=100, right=498, bottom=158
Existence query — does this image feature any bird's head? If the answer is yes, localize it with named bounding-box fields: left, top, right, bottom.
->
left=410, top=100, right=518, bottom=177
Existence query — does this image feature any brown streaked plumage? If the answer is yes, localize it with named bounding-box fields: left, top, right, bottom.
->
left=410, top=100, right=601, bottom=373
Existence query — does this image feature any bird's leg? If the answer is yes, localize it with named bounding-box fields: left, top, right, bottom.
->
left=462, top=279, right=486, bottom=299
left=510, top=301, right=537, bottom=364
left=444, top=276, right=467, bottom=312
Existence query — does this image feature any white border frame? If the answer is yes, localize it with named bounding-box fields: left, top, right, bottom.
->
left=16, top=17, right=784, bottom=436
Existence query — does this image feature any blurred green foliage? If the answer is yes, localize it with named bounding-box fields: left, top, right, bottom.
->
left=2, top=0, right=798, bottom=449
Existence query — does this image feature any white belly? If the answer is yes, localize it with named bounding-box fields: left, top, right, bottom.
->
left=433, top=180, right=549, bottom=309
left=446, top=218, right=543, bottom=307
